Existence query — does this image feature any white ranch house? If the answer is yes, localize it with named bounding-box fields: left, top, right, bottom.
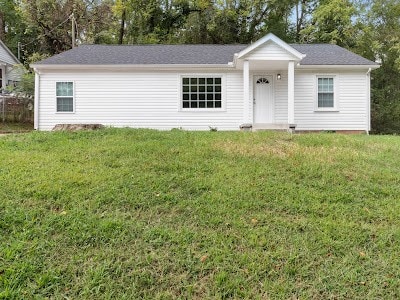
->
left=32, top=33, right=379, bottom=132
left=0, top=40, right=22, bottom=90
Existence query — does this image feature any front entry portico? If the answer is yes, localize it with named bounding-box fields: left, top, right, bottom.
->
left=235, top=34, right=305, bottom=130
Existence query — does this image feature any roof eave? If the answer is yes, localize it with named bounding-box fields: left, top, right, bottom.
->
left=0, top=40, right=21, bottom=65
left=31, top=63, right=235, bottom=71
left=297, top=64, right=380, bottom=70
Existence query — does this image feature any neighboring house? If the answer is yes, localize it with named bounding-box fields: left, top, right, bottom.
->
left=0, top=40, right=23, bottom=90
left=31, top=33, right=379, bottom=132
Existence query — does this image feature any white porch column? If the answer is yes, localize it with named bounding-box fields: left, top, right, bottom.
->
left=288, top=61, right=295, bottom=125
left=243, top=60, right=250, bottom=124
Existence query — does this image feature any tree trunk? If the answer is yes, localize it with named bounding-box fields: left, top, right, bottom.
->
left=118, top=9, right=126, bottom=44
left=0, top=11, right=5, bottom=41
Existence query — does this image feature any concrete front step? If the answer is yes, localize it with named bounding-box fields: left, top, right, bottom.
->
left=252, top=123, right=290, bottom=131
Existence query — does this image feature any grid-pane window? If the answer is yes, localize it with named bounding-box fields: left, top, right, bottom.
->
left=317, top=77, right=334, bottom=108
left=182, top=77, right=222, bottom=109
left=56, top=82, right=74, bottom=112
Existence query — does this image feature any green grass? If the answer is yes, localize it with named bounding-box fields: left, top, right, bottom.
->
left=0, top=122, right=33, bottom=133
left=1, top=129, right=400, bottom=299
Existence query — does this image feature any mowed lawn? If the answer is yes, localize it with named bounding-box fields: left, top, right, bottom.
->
left=1, top=129, right=400, bottom=299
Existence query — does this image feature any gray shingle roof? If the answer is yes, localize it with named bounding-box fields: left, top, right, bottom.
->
left=35, top=43, right=377, bottom=66
left=35, top=44, right=246, bottom=65
left=290, top=44, right=377, bottom=65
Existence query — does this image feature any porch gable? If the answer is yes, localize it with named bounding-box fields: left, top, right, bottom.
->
left=236, top=33, right=305, bottom=62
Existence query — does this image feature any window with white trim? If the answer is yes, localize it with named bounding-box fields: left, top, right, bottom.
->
left=317, top=77, right=335, bottom=108
left=56, top=82, right=74, bottom=112
left=182, top=77, right=222, bottom=109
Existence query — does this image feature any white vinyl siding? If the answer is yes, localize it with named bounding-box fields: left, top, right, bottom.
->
left=248, top=70, right=367, bottom=130
left=37, top=70, right=243, bottom=131
left=293, top=70, right=368, bottom=131
left=0, top=44, right=17, bottom=65
left=243, top=41, right=299, bottom=61
left=36, top=68, right=369, bottom=131
left=6, top=66, right=24, bottom=82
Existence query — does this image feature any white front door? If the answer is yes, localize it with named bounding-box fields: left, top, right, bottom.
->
left=253, top=75, right=274, bottom=123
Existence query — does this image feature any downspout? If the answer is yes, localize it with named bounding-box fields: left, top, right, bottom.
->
left=34, top=69, right=40, bottom=130
left=366, top=68, right=371, bottom=135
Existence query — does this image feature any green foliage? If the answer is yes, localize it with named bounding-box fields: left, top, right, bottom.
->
left=0, top=0, right=26, bottom=53
left=1, top=129, right=400, bottom=298
left=299, top=0, right=358, bottom=47
left=364, top=0, right=400, bottom=133
left=15, top=71, right=35, bottom=97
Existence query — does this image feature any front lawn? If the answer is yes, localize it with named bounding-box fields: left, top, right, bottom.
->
left=0, top=122, right=33, bottom=133
left=1, top=129, right=400, bottom=299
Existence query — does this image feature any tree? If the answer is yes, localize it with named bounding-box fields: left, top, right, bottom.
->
left=299, top=0, right=358, bottom=47
left=364, top=0, right=400, bottom=133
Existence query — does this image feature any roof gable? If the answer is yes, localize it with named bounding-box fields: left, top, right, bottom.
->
left=0, top=40, right=20, bottom=65
left=237, top=33, right=305, bottom=61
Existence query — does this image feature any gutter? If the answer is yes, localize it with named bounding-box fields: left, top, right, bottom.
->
left=34, top=69, right=40, bottom=130
left=296, top=64, right=380, bottom=70
left=30, top=63, right=236, bottom=71
left=366, top=68, right=372, bottom=134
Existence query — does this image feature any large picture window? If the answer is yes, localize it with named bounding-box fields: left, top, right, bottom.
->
left=182, top=77, right=222, bottom=109
left=317, top=77, right=334, bottom=108
left=56, top=82, right=74, bottom=112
